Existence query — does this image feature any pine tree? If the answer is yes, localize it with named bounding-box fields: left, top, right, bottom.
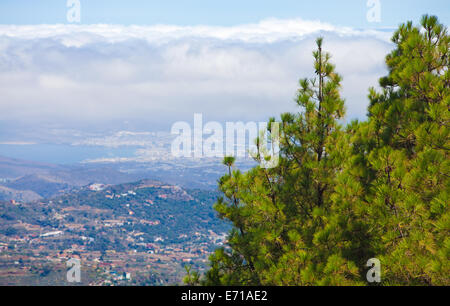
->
left=362, top=15, right=449, bottom=285
left=202, top=38, right=354, bottom=285
left=189, top=15, right=449, bottom=286
left=263, top=37, right=360, bottom=285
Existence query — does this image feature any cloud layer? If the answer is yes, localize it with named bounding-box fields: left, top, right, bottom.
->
left=0, top=19, right=392, bottom=45
left=0, top=19, right=393, bottom=145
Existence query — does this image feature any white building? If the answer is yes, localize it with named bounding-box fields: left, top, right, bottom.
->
left=40, top=231, right=63, bottom=238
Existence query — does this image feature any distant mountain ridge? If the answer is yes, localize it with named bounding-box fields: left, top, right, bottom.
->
left=0, top=154, right=255, bottom=202
left=0, top=185, right=42, bottom=202
left=0, top=155, right=141, bottom=201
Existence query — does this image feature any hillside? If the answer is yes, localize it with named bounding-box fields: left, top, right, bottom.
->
left=0, top=155, right=142, bottom=200
left=0, top=185, right=42, bottom=202
left=0, top=179, right=227, bottom=285
left=0, top=155, right=255, bottom=201
left=3, top=174, right=70, bottom=199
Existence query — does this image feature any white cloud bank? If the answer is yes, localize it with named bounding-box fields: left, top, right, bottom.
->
left=0, top=19, right=392, bottom=45
left=0, top=18, right=394, bottom=145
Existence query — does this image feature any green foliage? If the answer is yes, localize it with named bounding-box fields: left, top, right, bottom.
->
left=362, top=14, right=449, bottom=285
left=183, top=265, right=200, bottom=286
left=192, top=15, right=449, bottom=286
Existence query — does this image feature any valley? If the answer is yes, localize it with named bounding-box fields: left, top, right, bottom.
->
left=0, top=155, right=233, bottom=285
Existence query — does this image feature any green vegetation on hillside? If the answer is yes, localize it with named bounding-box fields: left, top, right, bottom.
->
left=0, top=180, right=230, bottom=285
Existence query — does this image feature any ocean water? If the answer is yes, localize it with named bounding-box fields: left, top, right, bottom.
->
left=0, top=144, right=139, bottom=165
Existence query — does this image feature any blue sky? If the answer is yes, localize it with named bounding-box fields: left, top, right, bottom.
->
left=0, top=0, right=448, bottom=28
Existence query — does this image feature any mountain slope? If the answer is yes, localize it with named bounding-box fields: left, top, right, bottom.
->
left=0, top=185, right=42, bottom=202
left=0, top=155, right=142, bottom=200
left=0, top=179, right=227, bottom=285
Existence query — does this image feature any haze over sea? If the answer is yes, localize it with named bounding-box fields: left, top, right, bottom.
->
left=0, top=143, right=139, bottom=164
